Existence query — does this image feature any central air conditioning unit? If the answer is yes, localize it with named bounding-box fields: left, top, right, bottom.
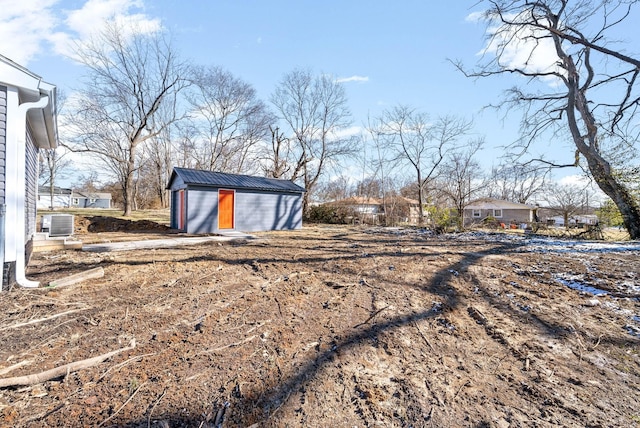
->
left=41, top=214, right=74, bottom=237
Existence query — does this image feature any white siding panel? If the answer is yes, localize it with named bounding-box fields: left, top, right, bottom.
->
left=25, top=126, right=38, bottom=240
left=0, top=86, right=6, bottom=206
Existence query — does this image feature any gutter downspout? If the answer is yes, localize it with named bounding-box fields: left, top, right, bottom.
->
left=12, top=95, right=50, bottom=288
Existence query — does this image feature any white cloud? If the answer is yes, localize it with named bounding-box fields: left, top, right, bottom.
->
left=465, top=11, right=485, bottom=23
left=0, top=0, right=58, bottom=64
left=67, top=0, right=160, bottom=36
left=57, top=0, right=162, bottom=58
left=557, top=174, right=607, bottom=204
left=330, top=125, right=363, bottom=140
left=475, top=11, right=563, bottom=83
left=336, top=75, right=369, bottom=84
left=558, top=174, right=590, bottom=187
left=0, top=0, right=161, bottom=65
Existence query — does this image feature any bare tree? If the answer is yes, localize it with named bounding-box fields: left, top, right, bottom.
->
left=439, top=138, right=486, bottom=229
left=261, top=125, right=291, bottom=178
left=365, top=114, right=403, bottom=226
left=271, top=69, right=358, bottom=215
left=459, top=0, right=640, bottom=238
left=315, top=175, right=354, bottom=202
left=39, top=90, right=71, bottom=210
left=64, top=21, right=187, bottom=216
left=376, top=105, right=472, bottom=224
left=543, top=183, right=590, bottom=229
left=185, top=65, right=272, bottom=175
left=39, top=148, right=72, bottom=209
left=141, top=121, right=175, bottom=208
left=485, top=162, right=548, bottom=204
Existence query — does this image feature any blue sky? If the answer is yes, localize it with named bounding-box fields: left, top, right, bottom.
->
left=0, top=0, right=611, bottom=189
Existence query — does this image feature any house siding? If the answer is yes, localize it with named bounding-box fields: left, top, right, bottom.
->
left=0, top=86, right=6, bottom=288
left=37, top=193, right=71, bottom=209
left=0, top=85, right=6, bottom=206
left=72, top=197, right=111, bottom=209
left=25, top=125, right=38, bottom=242
left=464, top=208, right=532, bottom=226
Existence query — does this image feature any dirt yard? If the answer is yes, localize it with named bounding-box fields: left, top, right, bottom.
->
left=1, top=220, right=639, bottom=427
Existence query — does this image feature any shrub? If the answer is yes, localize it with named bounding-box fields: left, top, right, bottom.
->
left=306, top=205, right=355, bottom=224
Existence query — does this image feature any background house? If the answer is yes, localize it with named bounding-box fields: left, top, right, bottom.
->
left=544, top=213, right=599, bottom=227
left=1, top=54, right=58, bottom=289
left=167, top=167, right=305, bottom=234
left=323, top=195, right=422, bottom=225
left=37, top=185, right=72, bottom=209
left=385, top=196, right=422, bottom=225
left=330, top=196, right=383, bottom=224
left=464, top=198, right=537, bottom=227
left=71, top=190, right=112, bottom=208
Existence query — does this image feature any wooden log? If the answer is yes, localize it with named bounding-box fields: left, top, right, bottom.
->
left=48, top=267, right=104, bottom=288
left=0, top=340, right=135, bottom=388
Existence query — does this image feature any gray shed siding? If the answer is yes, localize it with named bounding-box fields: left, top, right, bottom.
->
left=185, top=186, right=218, bottom=234
left=169, top=175, right=186, bottom=230
left=235, top=189, right=302, bottom=232
left=176, top=186, right=303, bottom=234
left=0, top=86, right=6, bottom=206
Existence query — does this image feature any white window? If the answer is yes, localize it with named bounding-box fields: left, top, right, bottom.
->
left=90, top=198, right=96, bottom=203
left=472, top=209, right=481, bottom=218
left=493, top=209, right=503, bottom=218
left=72, top=198, right=79, bottom=205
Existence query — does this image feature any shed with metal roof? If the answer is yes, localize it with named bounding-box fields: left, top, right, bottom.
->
left=166, top=167, right=305, bottom=234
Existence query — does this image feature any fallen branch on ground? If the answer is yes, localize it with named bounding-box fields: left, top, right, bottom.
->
left=97, top=352, right=156, bottom=382
left=0, top=360, right=33, bottom=376
left=98, top=381, right=146, bottom=427
left=0, top=308, right=90, bottom=331
left=0, top=339, right=136, bottom=388
left=353, top=306, right=389, bottom=328
left=202, top=335, right=257, bottom=353
left=48, top=267, right=104, bottom=288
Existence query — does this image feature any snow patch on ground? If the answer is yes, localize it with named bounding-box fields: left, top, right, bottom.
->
left=441, top=231, right=640, bottom=338
left=443, top=231, right=640, bottom=254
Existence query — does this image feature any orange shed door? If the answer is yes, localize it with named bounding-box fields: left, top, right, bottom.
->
left=218, top=190, right=234, bottom=229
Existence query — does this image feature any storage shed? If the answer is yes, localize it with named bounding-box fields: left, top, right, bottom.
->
left=167, top=167, right=305, bottom=234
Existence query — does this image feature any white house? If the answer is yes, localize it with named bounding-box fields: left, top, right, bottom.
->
left=37, top=185, right=72, bottom=209
left=1, top=54, right=58, bottom=289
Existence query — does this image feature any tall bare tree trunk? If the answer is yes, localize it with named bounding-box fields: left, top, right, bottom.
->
left=564, top=55, right=640, bottom=239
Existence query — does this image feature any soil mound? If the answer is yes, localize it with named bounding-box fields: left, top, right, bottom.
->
left=75, top=216, right=170, bottom=233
